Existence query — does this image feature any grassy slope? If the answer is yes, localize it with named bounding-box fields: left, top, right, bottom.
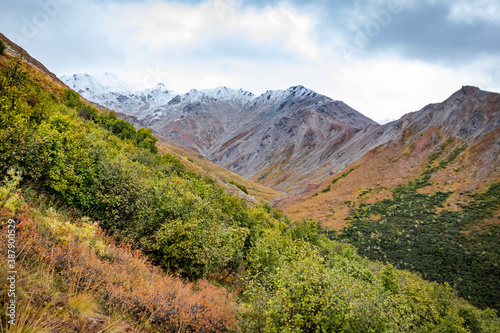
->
left=156, top=138, right=283, bottom=204
left=0, top=54, right=67, bottom=99
left=0, top=185, right=238, bottom=332
left=279, top=126, right=500, bottom=230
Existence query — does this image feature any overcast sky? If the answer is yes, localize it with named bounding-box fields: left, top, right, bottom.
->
left=1, top=0, right=500, bottom=123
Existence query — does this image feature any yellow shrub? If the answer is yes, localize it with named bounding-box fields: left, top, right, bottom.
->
left=43, top=209, right=107, bottom=256
left=0, top=168, right=23, bottom=219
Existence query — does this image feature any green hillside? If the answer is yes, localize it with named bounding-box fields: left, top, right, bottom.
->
left=340, top=140, right=500, bottom=311
left=1, top=55, right=500, bottom=332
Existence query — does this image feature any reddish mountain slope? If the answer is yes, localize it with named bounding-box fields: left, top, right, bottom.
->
left=277, top=86, right=500, bottom=229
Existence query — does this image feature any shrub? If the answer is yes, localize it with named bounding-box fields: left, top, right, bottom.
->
left=78, top=105, right=98, bottom=121
left=321, top=184, right=331, bottom=193
left=137, top=127, right=158, bottom=154
left=0, top=39, right=5, bottom=55
left=228, top=180, right=248, bottom=194
left=0, top=197, right=239, bottom=332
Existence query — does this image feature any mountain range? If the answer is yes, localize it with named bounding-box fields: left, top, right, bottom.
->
left=62, top=74, right=378, bottom=190
left=61, top=74, right=500, bottom=202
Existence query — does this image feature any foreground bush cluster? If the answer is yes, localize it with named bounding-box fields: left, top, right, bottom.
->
left=1, top=55, right=500, bottom=332
left=241, top=221, right=500, bottom=332
left=0, top=177, right=238, bottom=332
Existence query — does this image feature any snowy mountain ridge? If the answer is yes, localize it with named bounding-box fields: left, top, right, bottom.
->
left=60, top=74, right=332, bottom=119
left=61, top=73, right=139, bottom=95
left=61, top=73, right=257, bottom=118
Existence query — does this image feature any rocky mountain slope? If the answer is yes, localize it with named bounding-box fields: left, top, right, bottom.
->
left=206, top=85, right=377, bottom=189
left=139, top=86, right=256, bottom=152
left=278, top=85, right=500, bottom=228
left=61, top=74, right=378, bottom=191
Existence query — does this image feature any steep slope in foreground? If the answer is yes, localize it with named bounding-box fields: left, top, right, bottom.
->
left=2, top=33, right=500, bottom=332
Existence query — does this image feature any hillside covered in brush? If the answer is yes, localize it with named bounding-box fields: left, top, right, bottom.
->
left=1, top=35, right=500, bottom=332
left=278, top=86, right=500, bottom=312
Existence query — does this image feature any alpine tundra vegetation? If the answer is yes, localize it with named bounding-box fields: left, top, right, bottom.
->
left=0, top=34, right=500, bottom=332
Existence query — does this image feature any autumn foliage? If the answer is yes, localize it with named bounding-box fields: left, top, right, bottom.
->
left=1, top=194, right=238, bottom=332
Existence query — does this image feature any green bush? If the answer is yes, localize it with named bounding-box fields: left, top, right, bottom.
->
left=242, top=225, right=496, bottom=332
left=62, top=89, right=82, bottom=108
left=0, top=39, right=5, bottom=56
left=228, top=180, right=248, bottom=194
left=78, top=105, right=98, bottom=121
left=137, top=127, right=158, bottom=154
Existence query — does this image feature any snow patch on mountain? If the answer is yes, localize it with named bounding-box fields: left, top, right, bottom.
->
left=173, top=87, right=255, bottom=106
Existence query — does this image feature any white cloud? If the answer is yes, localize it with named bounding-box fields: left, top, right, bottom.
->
left=108, top=0, right=320, bottom=60
left=447, top=0, right=500, bottom=24
left=122, top=50, right=496, bottom=125
left=237, top=5, right=321, bottom=60
left=111, top=1, right=214, bottom=49
left=325, top=57, right=467, bottom=123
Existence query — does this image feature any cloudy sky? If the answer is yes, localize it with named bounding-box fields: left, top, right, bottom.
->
left=1, top=0, right=500, bottom=123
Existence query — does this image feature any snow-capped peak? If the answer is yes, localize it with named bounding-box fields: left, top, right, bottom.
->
left=201, top=87, right=254, bottom=101
left=61, top=73, right=139, bottom=96
left=180, top=86, right=255, bottom=105
left=258, top=85, right=325, bottom=103
left=60, top=73, right=177, bottom=117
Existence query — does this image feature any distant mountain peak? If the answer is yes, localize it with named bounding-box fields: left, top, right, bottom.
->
left=61, top=73, right=175, bottom=116
left=258, top=85, right=326, bottom=103
left=61, top=72, right=139, bottom=95
left=461, top=85, right=481, bottom=94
